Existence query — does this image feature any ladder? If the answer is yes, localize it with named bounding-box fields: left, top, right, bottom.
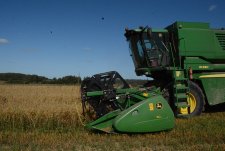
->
left=173, top=70, right=190, bottom=116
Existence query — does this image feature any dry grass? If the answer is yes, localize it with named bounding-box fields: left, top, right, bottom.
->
left=0, top=84, right=81, bottom=113
left=0, top=85, right=83, bottom=133
left=0, top=84, right=225, bottom=150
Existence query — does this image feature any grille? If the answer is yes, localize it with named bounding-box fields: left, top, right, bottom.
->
left=215, top=33, right=225, bottom=50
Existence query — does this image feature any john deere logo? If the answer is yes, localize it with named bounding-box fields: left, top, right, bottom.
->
left=156, top=103, right=162, bottom=109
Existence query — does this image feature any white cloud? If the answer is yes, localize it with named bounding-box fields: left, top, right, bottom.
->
left=208, top=4, right=217, bottom=12
left=0, top=38, right=9, bottom=44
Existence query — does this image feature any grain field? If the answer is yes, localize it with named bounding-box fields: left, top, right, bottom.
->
left=0, top=84, right=225, bottom=151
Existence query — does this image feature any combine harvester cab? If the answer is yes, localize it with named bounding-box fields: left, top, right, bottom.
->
left=81, top=71, right=175, bottom=133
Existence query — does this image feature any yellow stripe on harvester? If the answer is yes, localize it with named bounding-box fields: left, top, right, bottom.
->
left=199, top=74, right=225, bottom=78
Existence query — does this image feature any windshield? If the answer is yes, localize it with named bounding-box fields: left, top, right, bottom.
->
left=128, top=31, right=170, bottom=69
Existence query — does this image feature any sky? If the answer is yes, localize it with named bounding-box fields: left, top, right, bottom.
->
left=0, top=0, right=225, bottom=79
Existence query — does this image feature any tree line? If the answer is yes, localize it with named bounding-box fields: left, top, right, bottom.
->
left=0, top=73, right=148, bottom=86
left=0, top=73, right=81, bottom=84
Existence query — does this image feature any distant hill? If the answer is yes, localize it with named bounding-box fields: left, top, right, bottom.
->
left=0, top=73, right=81, bottom=84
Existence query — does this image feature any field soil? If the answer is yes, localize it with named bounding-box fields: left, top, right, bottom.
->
left=0, top=85, right=225, bottom=150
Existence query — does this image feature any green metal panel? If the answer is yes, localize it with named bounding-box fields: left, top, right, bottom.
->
left=199, top=73, right=225, bottom=105
left=175, top=21, right=209, bottom=29
left=184, top=57, right=212, bottom=71
left=85, top=95, right=175, bottom=133
left=167, top=21, right=225, bottom=60
left=179, top=29, right=215, bottom=57
left=184, top=57, right=225, bottom=71
left=113, top=95, right=175, bottom=133
left=85, top=109, right=121, bottom=133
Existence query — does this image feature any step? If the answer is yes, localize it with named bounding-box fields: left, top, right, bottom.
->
left=174, top=84, right=188, bottom=90
left=175, top=77, right=187, bottom=81
left=175, top=93, right=187, bottom=99
left=175, top=102, right=190, bottom=108
left=174, top=70, right=185, bottom=77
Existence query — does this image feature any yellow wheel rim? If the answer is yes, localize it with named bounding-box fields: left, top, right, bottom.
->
left=179, top=93, right=197, bottom=115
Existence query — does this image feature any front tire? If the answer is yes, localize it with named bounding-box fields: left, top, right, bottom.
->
left=178, top=81, right=205, bottom=117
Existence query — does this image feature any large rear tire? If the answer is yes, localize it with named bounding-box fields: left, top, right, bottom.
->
left=178, top=81, right=205, bottom=117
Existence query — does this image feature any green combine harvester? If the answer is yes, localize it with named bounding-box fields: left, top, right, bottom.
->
left=81, top=21, right=225, bottom=133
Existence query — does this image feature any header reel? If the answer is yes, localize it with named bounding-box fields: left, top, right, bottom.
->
left=81, top=71, right=130, bottom=119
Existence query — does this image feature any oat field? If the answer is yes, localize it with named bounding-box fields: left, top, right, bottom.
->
left=0, top=84, right=225, bottom=150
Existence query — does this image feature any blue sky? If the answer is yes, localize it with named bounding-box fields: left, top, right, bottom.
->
left=0, top=0, right=225, bottom=79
